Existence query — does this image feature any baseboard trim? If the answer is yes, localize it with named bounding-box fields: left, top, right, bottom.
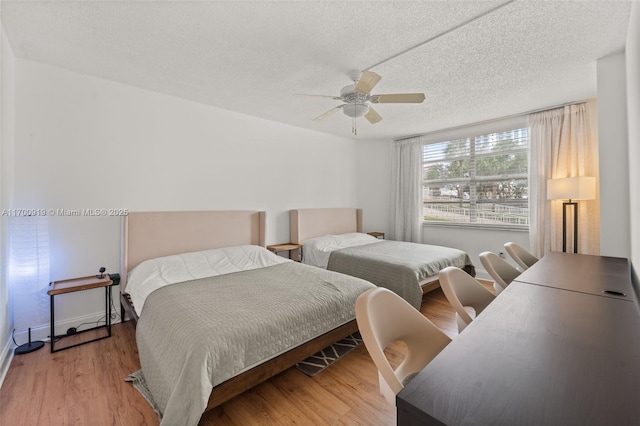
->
left=13, top=311, right=122, bottom=344
left=0, top=336, right=14, bottom=389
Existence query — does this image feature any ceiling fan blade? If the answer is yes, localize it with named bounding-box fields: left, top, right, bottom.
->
left=370, top=93, right=426, bottom=103
left=313, top=105, right=344, bottom=121
left=364, top=106, right=383, bottom=124
left=294, top=94, right=341, bottom=100
left=354, top=71, right=382, bottom=95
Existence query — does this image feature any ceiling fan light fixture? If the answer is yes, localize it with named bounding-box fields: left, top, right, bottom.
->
left=298, top=70, right=425, bottom=130
left=342, top=103, right=369, bottom=118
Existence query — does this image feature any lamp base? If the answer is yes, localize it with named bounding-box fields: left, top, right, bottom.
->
left=14, top=327, right=45, bottom=355
left=14, top=340, right=44, bottom=355
left=562, top=201, right=579, bottom=253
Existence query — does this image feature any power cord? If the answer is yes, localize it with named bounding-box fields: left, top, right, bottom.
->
left=13, top=327, right=54, bottom=346
left=68, top=289, right=121, bottom=334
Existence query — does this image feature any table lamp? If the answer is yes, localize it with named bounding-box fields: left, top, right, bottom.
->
left=547, top=176, right=596, bottom=253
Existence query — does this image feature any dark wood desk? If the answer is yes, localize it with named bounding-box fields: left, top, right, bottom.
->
left=514, top=252, right=634, bottom=301
left=397, top=254, right=640, bottom=425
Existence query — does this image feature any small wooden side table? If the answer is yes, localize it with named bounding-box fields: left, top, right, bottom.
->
left=367, top=232, right=385, bottom=239
left=266, top=243, right=303, bottom=261
left=47, top=274, right=114, bottom=353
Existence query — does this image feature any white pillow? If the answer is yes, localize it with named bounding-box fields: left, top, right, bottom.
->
left=127, top=245, right=290, bottom=315
left=302, top=233, right=381, bottom=268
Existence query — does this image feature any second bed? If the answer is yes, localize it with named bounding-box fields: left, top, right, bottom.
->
left=290, top=208, right=475, bottom=309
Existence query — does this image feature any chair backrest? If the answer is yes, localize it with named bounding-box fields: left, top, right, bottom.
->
left=439, top=266, right=496, bottom=332
left=480, top=251, right=521, bottom=293
left=355, top=287, right=451, bottom=405
left=504, top=242, right=539, bottom=270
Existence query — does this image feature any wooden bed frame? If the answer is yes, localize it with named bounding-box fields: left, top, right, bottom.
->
left=120, top=210, right=358, bottom=412
left=290, top=208, right=442, bottom=293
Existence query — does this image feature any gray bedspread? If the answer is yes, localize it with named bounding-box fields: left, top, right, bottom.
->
left=135, top=261, right=374, bottom=426
left=327, top=240, right=473, bottom=309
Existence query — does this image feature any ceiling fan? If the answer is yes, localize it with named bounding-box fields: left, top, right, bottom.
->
left=295, top=70, right=425, bottom=134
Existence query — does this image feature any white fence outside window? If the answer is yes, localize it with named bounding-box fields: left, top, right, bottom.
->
left=423, top=128, right=529, bottom=228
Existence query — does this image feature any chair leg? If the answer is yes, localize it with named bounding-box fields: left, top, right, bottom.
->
left=379, top=371, right=397, bottom=406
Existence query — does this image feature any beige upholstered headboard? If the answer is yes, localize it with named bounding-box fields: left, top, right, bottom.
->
left=290, top=208, right=363, bottom=244
left=121, top=210, right=266, bottom=292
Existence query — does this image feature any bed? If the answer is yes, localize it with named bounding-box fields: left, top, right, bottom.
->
left=120, top=210, right=375, bottom=426
left=290, top=208, right=475, bottom=309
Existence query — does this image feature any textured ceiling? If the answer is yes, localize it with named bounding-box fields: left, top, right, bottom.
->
left=0, top=1, right=633, bottom=141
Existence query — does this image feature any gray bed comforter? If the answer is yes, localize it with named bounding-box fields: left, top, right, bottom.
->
left=327, top=240, right=474, bottom=309
left=135, top=261, right=374, bottom=426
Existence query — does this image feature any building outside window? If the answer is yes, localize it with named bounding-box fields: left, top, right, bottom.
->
left=422, top=128, right=528, bottom=228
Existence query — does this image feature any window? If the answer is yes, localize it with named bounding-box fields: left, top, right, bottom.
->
left=423, top=128, right=528, bottom=228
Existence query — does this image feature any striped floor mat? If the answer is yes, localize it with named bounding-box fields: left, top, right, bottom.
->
left=295, top=332, right=362, bottom=377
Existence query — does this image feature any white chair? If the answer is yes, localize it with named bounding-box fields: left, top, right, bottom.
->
left=439, top=266, right=496, bottom=333
left=479, top=251, right=521, bottom=295
left=355, top=287, right=451, bottom=406
left=504, top=242, right=539, bottom=271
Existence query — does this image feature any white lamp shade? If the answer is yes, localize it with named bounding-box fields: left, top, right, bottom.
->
left=547, top=176, right=596, bottom=201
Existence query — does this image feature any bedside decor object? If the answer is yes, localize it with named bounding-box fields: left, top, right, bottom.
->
left=547, top=176, right=596, bottom=253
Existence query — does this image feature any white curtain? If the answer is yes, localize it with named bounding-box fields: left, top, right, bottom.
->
left=391, top=137, right=423, bottom=242
left=9, top=216, right=50, bottom=333
left=528, top=102, right=600, bottom=257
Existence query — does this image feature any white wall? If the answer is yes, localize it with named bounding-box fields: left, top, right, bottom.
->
left=423, top=226, right=529, bottom=278
left=597, top=51, right=630, bottom=258
left=0, top=22, right=16, bottom=385
left=356, top=138, right=392, bottom=233
left=626, top=2, right=640, bottom=296
left=11, top=59, right=358, bottom=338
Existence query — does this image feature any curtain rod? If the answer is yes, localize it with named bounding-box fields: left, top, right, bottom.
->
left=395, top=98, right=594, bottom=142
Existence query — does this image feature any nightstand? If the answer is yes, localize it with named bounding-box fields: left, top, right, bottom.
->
left=267, top=243, right=303, bottom=261
left=47, top=274, right=115, bottom=353
left=367, top=232, right=385, bottom=239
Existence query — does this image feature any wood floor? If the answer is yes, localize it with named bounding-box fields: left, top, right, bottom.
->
left=0, top=284, right=493, bottom=425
